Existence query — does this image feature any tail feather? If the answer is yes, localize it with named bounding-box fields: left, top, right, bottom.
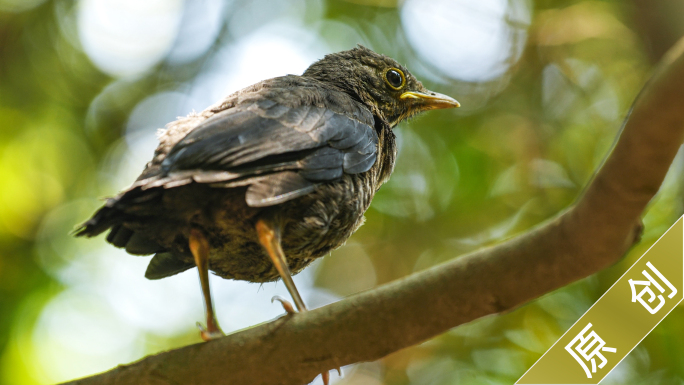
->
left=74, top=198, right=123, bottom=237
left=74, top=187, right=166, bottom=256
left=106, top=225, right=133, bottom=247
left=75, top=183, right=193, bottom=280
left=125, top=231, right=165, bottom=255
left=145, top=252, right=194, bottom=279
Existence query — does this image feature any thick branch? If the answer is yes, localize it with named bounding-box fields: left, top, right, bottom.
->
left=64, top=38, right=684, bottom=385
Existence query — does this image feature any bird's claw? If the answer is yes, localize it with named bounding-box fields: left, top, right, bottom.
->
left=197, top=295, right=333, bottom=380
left=196, top=322, right=224, bottom=341
left=270, top=296, right=337, bottom=383
left=321, top=367, right=342, bottom=385
left=271, top=295, right=297, bottom=315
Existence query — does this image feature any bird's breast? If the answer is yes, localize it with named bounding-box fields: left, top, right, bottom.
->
left=279, top=172, right=376, bottom=261
left=279, top=128, right=396, bottom=264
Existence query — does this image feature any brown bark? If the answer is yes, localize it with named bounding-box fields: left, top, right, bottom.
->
left=62, top=37, right=684, bottom=385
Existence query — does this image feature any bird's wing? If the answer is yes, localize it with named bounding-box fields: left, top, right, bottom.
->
left=143, top=97, right=377, bottom=207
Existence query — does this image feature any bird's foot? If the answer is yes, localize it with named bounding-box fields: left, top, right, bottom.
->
left=320, top=368, right=343, bottom=385
left=196, top=321, right=224, bottom=341
left=270, top=296, right=340, bottom=385
left=271, top=295, right=297, bottom=315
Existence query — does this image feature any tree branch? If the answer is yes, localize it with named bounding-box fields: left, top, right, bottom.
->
left=63, top=37, right=684, bottom=385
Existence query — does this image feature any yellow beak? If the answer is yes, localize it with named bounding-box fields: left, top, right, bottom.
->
left=400, top=91, right=460, bottom=109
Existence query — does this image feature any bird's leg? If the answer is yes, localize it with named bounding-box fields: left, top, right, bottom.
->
left=256, top=219, right=340, bottom=385
left=255, top=219, right=307, bottom=312
left=189, top=228, right=224, bottom=341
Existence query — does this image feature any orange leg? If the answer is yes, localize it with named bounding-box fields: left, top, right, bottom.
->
left=255, top=220, right=307, bottom=312
left=256, top=219, right=340, bottom=385
left=190, top=228, right=224, bottom=341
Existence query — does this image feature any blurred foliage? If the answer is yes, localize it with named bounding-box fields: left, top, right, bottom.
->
left=0, top=0, right=683, bottom=384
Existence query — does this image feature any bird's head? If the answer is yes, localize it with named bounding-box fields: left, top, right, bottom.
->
left=303, top=45, right=459, bottom=127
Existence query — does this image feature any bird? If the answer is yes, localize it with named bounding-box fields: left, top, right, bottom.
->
left=75, top=45, right=459, bottom=383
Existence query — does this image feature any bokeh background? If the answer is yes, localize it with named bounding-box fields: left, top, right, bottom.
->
left=1, top=0, right=684, bottom=384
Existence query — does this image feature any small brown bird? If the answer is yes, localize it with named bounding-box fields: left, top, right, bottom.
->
left=76, top=45, right=458, bottom=381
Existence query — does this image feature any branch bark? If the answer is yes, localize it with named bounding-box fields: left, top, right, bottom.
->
left=63, top=37, right=684, bottom=385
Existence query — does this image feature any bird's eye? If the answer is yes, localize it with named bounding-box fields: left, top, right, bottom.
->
left=384, top=68, right=405, bottom=90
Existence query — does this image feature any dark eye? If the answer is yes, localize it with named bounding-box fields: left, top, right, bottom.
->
left=385, top=68, right=404, bottom=89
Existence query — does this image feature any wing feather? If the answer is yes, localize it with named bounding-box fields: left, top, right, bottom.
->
left=156, top=98, right=377, bottom=207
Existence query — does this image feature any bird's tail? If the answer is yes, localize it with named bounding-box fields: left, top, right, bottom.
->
left=73, top=197, right=125, bottom=238
left=74, top=187, right=166, bottom=255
